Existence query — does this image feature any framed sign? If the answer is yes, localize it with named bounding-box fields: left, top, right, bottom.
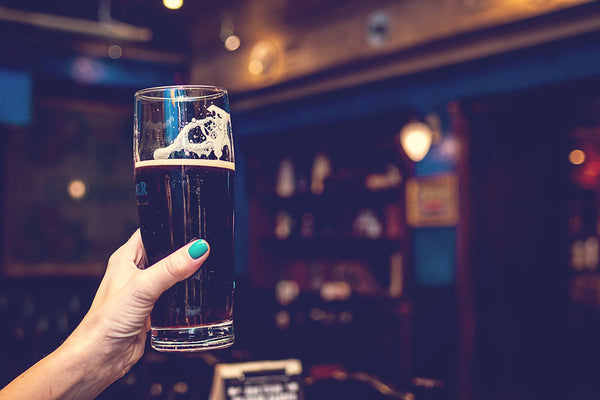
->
left=209, top=359, right=304, bottom=400
left=405, top=173, right=459, bottom=227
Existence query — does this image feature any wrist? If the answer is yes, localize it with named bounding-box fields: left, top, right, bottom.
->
left=0, top=324, right=118, bottom=400
left=58, top=316, right=128, bottom=398
left=54, top=331, right=115, bottom=399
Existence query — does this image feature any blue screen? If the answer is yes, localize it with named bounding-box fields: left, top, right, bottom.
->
left=0, top=68, right=31, bottom=126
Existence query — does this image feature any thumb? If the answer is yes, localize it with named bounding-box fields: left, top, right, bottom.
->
left=136, top=239, right=210, bottom=301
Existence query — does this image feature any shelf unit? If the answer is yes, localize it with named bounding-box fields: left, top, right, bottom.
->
left=239, top=113, right=414, bottom=383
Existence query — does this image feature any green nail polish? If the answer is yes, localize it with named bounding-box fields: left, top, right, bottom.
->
left=188, top=240, right=208, bottom=259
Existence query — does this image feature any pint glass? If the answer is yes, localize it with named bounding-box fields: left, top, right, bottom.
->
left=134, top=86, right=235, bottom=351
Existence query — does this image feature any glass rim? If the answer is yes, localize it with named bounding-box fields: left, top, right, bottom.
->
left=134, top=85, right=228, bottom=101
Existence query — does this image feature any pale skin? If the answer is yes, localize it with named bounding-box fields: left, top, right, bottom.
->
left=0, top=230, right=210, bottom=400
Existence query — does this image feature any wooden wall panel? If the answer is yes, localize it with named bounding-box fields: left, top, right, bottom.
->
left=189, top=0, right=599, bottom=109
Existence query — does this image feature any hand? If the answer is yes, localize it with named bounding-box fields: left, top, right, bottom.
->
left=73, top=229, right=211, bottom=381
left=0, top=230, right=210, bottom=400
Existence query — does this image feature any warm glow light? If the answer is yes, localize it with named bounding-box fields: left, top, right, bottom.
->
left=224, top=35, right=241, bottom=51
left=399, top=121, right=433, bottom=162
left=569, top=149, right=586, bottom=165
left=163, top=0, right=183, bottom=10
left=249, top=41, right=278, bottom=76
left=248, top=60, right=264, bottom=75
left=68, top=179, right=87, bottom=200
left=173, top=382, right=189, bottom=394
left=149, top=383, right=163, bottom=397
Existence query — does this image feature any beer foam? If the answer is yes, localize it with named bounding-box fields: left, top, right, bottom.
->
left=135, top=158, right=235, bottom=170
left=153, top=104, right=233, bottom=162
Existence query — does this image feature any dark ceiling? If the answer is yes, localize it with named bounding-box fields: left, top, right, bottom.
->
left=0, top=0, right=372, bottom=56
left=0, top=0, right=194, bottom=54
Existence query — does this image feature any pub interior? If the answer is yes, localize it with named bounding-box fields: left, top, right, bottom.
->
left=1, top=0, right=600, bottom=399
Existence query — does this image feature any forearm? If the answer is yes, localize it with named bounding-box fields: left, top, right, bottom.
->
left=0, top=232, right=204, bottom=399
left=0, top=326, right=122, bottom=400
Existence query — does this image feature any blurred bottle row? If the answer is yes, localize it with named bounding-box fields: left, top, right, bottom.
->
left=274, top=154, right=402, bottom=199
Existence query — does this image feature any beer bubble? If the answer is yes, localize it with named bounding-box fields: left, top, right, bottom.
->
left=188, top=126, right=205, bottom=143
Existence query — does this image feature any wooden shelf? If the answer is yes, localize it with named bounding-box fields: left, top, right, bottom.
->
left=265, top=187, right=402, bottom=209
left=262, top=237, right=402, bottom=258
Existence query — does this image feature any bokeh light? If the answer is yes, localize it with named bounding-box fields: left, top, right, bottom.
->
left=224, top=35, right=241, bottom=51
left=569, top=149, right=586, bottom=165
left=68, top=179, right=86, bottom=200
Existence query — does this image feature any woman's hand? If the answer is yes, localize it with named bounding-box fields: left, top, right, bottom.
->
left=73, top=229, right=210, bottom=379
left=0, top=230, right=209, bottom=400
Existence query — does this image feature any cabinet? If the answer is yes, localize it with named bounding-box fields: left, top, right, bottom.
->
left=240, top=114, right=413, bottom=384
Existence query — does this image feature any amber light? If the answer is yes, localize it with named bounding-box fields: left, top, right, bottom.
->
left=224, top=35, right=241, bottom=51
left=68, top=179, right=86, bottom=200
left=569, top=149, right=586, bottom=165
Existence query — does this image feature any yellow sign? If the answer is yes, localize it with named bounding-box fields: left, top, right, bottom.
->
left=406, top=174, right=459, bottom=227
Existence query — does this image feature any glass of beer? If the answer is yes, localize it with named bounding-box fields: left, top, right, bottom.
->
left=134, top=85, right=235, bottom=352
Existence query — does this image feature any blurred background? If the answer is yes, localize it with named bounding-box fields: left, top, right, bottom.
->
left=1, top=0, right=600, bottom=399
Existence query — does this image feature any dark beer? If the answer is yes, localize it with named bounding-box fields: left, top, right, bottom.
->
left=135, top=160, right=235, bottom=329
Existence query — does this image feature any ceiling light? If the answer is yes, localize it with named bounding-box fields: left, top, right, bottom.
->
left=224, top=35, right=241, bottom=51
left=399, top=121, right=433, bottom=162
left=249, top=41, right=278, bottom=76
left=248, top=60, right=264, bottom=75
left=163, top=0, right=183, bottom=10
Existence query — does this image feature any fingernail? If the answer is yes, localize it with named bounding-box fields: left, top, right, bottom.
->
left=188, top=239, right=208, bottom=259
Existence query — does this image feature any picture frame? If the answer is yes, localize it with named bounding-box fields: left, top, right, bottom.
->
left=405, top=173, right=459, bottom=228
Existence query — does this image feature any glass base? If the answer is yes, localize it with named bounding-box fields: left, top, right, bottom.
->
left=150, top=320, right=234, bottom=352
